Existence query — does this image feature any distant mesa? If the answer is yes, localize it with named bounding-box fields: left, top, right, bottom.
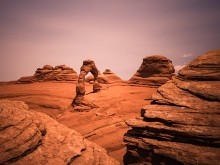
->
left=129, top=55, right=175, bottom=86
left=18, top=64, right=78, bottom=83
left=0, top=100, right=119, bottom=164
left=85, top=69, right=123, bottom=84
left=124, top=50, right=220, bottom=165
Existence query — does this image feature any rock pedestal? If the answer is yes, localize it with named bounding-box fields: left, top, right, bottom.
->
left=129, top=55, right=175, bottom=86
left=72, top=60, right=101, bottom=110
left=123, top=50, right=220, bottom=165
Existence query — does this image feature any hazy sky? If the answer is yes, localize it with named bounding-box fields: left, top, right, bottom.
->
left=0, top=0, right=220, bottom=81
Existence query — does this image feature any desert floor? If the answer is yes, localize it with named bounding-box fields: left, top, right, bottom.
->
left=0, top=82, right=157, bottom=164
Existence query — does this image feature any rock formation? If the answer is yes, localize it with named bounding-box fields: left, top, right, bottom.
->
left=103, top=69, right=123, bottom=83
left=18, top=64, right=78, bottom=83
left=123, top=50, right=220, bottom=165
left=72, top=60, right=101, bottom=111
left=129, top=55, right=175, bottom=86
left=85, top=71, right=111, bottom=84
left=0, top=100, right=119, bottom=165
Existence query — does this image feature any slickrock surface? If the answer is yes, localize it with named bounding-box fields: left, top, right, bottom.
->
left=0, top=100, right=119, bottom=165
left=0, top=82, right=157, bottom=164
left=129, top=55, right=175, bottom=86
left=18, top=64, right=78, bottom=83
left=124, top=50, right=220, bottom=165
left=103, top=69, right=123, bottom=83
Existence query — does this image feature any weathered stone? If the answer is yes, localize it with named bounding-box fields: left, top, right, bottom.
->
left=129, top=55, right=175, bottom=86
left=86, top=73, right=111, bottom=84
left=103, top=69, right=123, bottom=83
left=0, top=100, right=119, bottom=165
left=179, top=50, right=220, bottom=80
left=18, top=64, right=78, bottom=83
left=124, top=50, right=220, bottom=165
left=72, top=60, right=101, bottom=110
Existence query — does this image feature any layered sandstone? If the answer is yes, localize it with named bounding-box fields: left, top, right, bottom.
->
left=18, top=65, right=78, bottom=83
left=129, top=55, right=175, bottom=86
left=0, top=100, right=119, bottom=165
left=124, top=50, right=220, bottom=165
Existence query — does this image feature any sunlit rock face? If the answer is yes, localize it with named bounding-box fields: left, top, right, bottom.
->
left=123, top=50, right=220, bottom=165
left=129, top=55, right=175, bottom=86
left=0, top=100, right=119, bottom=165
left=18, top=64, right=78, bottom=83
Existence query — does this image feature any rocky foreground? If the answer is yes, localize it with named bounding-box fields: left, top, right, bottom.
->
left=124, top=50, right=220, bottom=164
left=0, top=100, right=119, bottom=165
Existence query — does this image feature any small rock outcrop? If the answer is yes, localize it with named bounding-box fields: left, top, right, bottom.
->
left=129, top=55, right=175, bottom=86
left=0, top=100, right=119, bottom=165
left=72, top=60, right=101, bottom=111
left=123, top=50, right=220, bottom=165
left=18, top=65, right=78, bottom=83
left=103, top=69, right=123, bottom=83
left=85, top=71, right=111, bottom=84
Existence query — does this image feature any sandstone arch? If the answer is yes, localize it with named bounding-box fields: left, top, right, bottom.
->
left=72, top=59, right=101, bottom=110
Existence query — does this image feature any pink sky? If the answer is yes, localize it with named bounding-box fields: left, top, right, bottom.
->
left=0, top=0, right=220, bottom=81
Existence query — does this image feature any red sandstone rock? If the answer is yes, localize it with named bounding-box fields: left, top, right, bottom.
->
left=18, top=64, right=78, bottom=83
left=124, top=50, right=220, bottom=165
left=129, top=55, right=175, bottom=86
left=103, top=69, right=123, bottom=83
left=0, top=100, right=119, bottom=165
left=72, top=60, right=101, bottom=111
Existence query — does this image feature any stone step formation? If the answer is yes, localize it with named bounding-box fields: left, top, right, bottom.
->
left=18, top=64, right=78, bottom=83
left=123, top=50, right=220, bottom=165
left=129, top=55, right=175, bottom=86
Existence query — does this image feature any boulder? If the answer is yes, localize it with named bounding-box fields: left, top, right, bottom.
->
left=123, top=50, right=220, bottom=165
left=129, top=55, right=175, bottom=86
left=0, top=100, right=119, bottom=165
left=18, top=65, right=78, bottom=83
